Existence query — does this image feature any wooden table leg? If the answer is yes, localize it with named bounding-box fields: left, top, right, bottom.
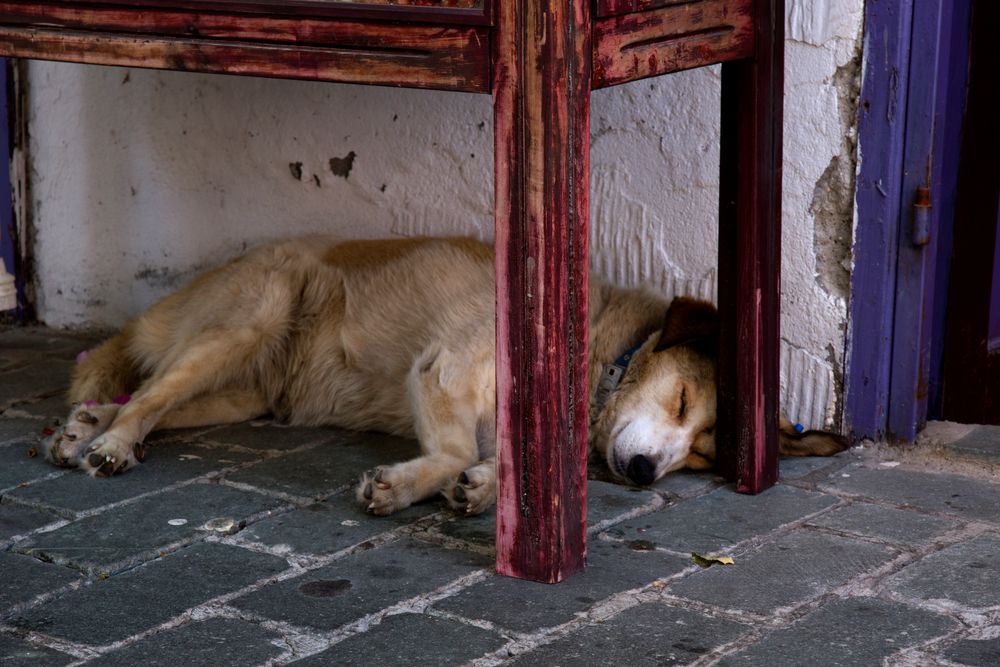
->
left=493, top=0, right=592, bottom=583
left=716, top=0, right=784, bottom=493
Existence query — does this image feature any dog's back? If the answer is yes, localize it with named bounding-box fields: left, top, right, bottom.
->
left=70, top=236, right=497, bottom=435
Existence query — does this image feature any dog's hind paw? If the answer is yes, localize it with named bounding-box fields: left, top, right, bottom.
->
left=442, top=460, right=495, bottom=515
left=78, top=431, right=144, bottom=477
left=356, top=466, right=414, bottom=516
left=43, top=403, right=122, bottom=468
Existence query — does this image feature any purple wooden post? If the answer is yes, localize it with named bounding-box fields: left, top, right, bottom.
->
left=716, top=0, right=783, bottom=493
left=885, top=1, right=948, bottom=442
left=845, top=0, right=914, bottom=442
left=1, top=59, right=20, bottom=315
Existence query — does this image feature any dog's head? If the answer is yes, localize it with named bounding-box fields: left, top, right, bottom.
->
left=592, top=297, right=719, bottom=486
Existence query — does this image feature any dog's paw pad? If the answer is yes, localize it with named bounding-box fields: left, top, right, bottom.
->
left=79, top=434, right=140, bottom=478
left=355, top=466, right=411, bottom=516
left=443, top=462, right=496, bottom=515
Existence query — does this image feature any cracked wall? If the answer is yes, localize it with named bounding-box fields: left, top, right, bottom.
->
left=23, top=0, right=864, bottom=429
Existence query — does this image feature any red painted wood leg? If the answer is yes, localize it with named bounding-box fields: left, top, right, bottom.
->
left=493, top=0, right=592, bottom=582
left=716, top=0, right=784, bottom=493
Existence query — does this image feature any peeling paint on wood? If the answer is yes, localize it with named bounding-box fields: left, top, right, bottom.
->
left=715, top=0, right=784, bottom=494
left=494, top=0, right=591, bottom=583
left=0, top=7, right=490, bottom=92
left=593, top=0, right=754, bottom=89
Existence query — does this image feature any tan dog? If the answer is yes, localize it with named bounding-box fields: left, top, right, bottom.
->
left=44, top=237, right=847, bottom=515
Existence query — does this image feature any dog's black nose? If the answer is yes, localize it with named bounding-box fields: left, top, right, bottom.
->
left=626, top=455, right=656, bottom=486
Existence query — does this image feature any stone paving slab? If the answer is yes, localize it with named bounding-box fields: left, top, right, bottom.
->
left=603, top=484, right=838, bottom=555
left=942, top=633, right=1000, bottom=666
left=0, top=440, right=64, bottom=492
left=436, top=480, right=660, bottom=546
left=225, top=436, right=420, bottom=499
left=0, top=552, right=81, bottom=611
left=511, top=602, right=750, bottom=666
left=238, top=491, right=437, bottom=556
left=805, top=502, right=955, bottom=548
left=719, top=597, right=956, bottom=666
left=435, top=539, right=688, bottom=633
left=13, top=394, right=72, bottom=420
left=5, top=328, right=1000, bottom=666
left=887, top=533, right=1000, bottom=608
left=0, top=327, right=104, bottom=356
left=649, top=469, right=720, bottom=498
left=0, top=633, right=74, bottom=666
left=291, top=612, right=507, bottom=666
left=205, top=422, right=345, bottom=451
left=7, top=542, right=288, bottom=645
left=821, top=465, right=1000, bottom=524
left=943, top=425, right=1000, bottom=465
left=8, top=443, right=260, bottom=513
left=668, top=530, right=894, bottom=614
left=0, top=502, right=62, bottom=542
left=97, top=617, right=285, bottom=666
left=16, top=483, right=286, bottom=573
left=0, top=417, right=46, bottom=445
left=232, top=538, right=490, bottom=631
left=0, top=360, right=74, bottom=408
left=779, top=454, right=850, bottom=480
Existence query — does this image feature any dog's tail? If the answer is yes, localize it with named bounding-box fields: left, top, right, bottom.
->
left=778, top=415, right=850, bottom=457
left=69, top=331, right=143, bottom=404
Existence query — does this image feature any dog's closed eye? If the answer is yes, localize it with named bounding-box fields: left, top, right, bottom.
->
left=678, top=386, right=687, bottom=420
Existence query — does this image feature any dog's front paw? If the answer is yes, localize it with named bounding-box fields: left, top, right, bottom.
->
left=79, top=432, right=145, bottom=478
left=442, top=461, right=496, bottom=515
left=43, top=403, right=122, bottom=468
left=356, top=466, right=415, bottom=516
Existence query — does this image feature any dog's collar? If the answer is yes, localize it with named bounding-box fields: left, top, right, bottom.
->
left=594, top=343, right=643, bottom=412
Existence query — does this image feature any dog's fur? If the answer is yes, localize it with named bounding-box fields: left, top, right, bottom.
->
left=44, top=237, right=847, bottom=514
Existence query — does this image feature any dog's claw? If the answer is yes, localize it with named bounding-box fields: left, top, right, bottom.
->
left=373, top=469, right=391, bottom=490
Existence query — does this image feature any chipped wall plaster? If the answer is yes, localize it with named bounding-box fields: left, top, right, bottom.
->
left=23, top=0, right=864, bottom=429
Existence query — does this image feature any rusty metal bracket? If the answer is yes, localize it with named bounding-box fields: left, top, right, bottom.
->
left=912, top=185, right=932, bottom=246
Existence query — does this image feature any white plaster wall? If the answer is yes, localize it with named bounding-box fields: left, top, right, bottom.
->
left=24, top=0, right=863, bottom=429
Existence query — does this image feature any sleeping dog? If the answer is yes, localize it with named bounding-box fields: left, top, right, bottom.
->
left=43, top=237, right=847, bottom=514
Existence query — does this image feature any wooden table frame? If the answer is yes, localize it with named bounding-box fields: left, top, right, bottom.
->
left=0, top=0, right=784, bottom=583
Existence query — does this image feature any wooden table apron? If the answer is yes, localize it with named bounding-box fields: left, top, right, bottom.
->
left=0, top=0, right=783, bottom=583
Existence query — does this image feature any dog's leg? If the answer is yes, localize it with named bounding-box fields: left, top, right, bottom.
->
left=79, top=331, right=266, bottom=477
left=357, top=346, right=483, bottom=516
left=45, top=389, right=267, bottom=470
left=441, top=456, right=496, bottom=515
left=154, top=389, right=269, bottom=430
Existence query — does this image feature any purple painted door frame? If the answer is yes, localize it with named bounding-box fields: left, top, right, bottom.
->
left=846, top=0, right=972, bottom=442
left=1, top=59, right=19, bottom=315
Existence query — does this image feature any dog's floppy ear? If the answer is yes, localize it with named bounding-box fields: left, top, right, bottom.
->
left=653, top=297, right=719, bottom=357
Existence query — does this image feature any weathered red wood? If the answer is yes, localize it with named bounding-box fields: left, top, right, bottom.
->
left=64, top=0, right=493, bottom=26
left=592, top=0, right=753, bottom=89
left=0, top=22, right=489, bottom=92
left=494, top=0, right=591, bottom=582
left=596, top=0, right=703, bottom=18
left=0, top=3, right=489, bottom=52
left=715, top=0, right=782, bottom=493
